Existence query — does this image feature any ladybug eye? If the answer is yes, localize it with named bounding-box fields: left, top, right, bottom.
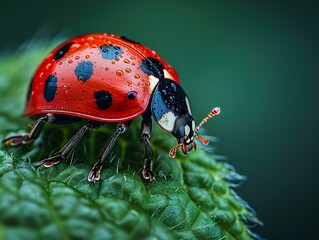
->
left=185, top=124, right=190, bottom=136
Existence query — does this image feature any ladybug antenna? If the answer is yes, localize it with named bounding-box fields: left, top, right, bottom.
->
left=194, top=107, right=220, bottom=145
left=169, top=107, right=220, bottom=158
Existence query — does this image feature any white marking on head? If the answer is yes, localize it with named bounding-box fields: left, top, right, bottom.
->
left=164, top=69, right=173, bottom=79
left=185, top=97, right=192, bottom=115
left=158, top=111, right=177, bottom=132
left=186, top=139, right=191, bottom=144
left=185, top=125, right=190, bottom=136
left=148, top=75, right=160, bottom=93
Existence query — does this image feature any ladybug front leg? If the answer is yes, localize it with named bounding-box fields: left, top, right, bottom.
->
left=34, top=121, right=102, bottom=169
left=2, top=114, right=55, bottom=146
left=141, top=108, right=155, bottom=183
left=88, top=121, right=131, bottom=184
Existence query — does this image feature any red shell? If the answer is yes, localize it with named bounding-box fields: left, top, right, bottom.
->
left=25, top=33, right=179, bottom=122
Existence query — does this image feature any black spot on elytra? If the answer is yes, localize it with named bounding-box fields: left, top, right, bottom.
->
left=53, top=42, right=73, bottom=60
left=44, top=74, right=58, bottom=102
left=140, top=57, right=164, bottom=79
left=75, top=61, right=93, bottom=82
left=120, top=36, right=140, bottom=45
left=27, top=79, right=33, bottom=101
left=100, top=45, right=123, bottom=60
left=94, top=91, right=112, bottom=110
left=127, top=91, right=137, bottom=100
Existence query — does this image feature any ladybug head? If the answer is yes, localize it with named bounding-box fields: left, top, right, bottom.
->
left=170, top=113, right=197, bottom=155
left=169, top=107, right=220, bottom=158
left=150, top=79, right=220, bottom=158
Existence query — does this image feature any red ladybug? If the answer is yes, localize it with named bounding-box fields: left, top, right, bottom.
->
left=3, top=33, right=220, bottom=183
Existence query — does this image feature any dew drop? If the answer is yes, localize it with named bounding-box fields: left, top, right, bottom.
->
left=134, top=74, right=140, bottom=79
left=112, top=61, right=115, bottom=64
left=68, top=60, right=73, bottom=64
left=39, top=72, right=44, bottom=78
left=85, top=55, right=90, bottom=59
left=115, top=57, right=120, bottom=61
left=87, top=36, right=94, bottom=41
left=116, top=70, right=124, bottom=76
left=127, top=91, right=137, bottom=100
left=46, top=63, right=52, bottom=69
left=127, top=80, right=132, bottom=85
left=62, top=84, right=70, bottom=94
left=125, top=68, right=132, bottom=73
left=75, top=56, right=80, bottom=60
left=71, top=44, right=81, bottom=50
left=124, top=59, right=130, bottom=64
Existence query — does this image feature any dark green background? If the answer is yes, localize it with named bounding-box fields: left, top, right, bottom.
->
left=1, top=0, right=318, bottom=239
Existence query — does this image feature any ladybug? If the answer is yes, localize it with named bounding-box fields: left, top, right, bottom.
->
left=2, top=33, right=220, bottom=183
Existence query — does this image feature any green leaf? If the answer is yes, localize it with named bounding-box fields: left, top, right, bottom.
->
left=0, top=40, right=261, bottom=240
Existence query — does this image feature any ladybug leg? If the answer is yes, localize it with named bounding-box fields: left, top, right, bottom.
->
left=2, top=114, right=55, bottom=146
left=88, top=121, right=131, bottom=184
left=141, top=108, right=155, bottom=183
left=34, top=121, right=102, bottom=169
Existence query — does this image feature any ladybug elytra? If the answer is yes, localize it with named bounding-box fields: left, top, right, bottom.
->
left=3, top=33, right=220, bottom=183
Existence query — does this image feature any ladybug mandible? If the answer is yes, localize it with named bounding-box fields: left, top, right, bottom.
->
left=3, top=33, right=220, bottom=183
